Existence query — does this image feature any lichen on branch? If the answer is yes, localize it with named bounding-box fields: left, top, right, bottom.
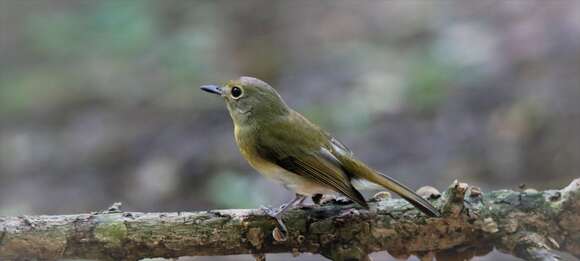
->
left=0, top=179, right=579, bottom=261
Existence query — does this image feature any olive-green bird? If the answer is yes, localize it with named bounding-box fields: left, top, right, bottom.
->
left=201, top=76, right=441, bottom=221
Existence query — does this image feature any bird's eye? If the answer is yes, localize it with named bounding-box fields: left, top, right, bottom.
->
left=231, top=86, right=243, bottom=99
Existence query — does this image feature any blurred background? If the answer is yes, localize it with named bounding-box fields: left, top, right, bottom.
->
left=1, top=1, right=579, bottom=260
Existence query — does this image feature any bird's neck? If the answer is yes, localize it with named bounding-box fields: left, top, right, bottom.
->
left=230, top=104, right=290, bottom=129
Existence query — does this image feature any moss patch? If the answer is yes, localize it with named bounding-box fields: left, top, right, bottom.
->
left=94, top=219, right=128, bottom=248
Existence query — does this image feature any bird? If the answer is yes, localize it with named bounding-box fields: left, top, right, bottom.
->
left=200, top=76, right=441, bottom=226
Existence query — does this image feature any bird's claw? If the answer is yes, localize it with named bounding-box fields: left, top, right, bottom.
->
left=260, top=205, right=281, bottom=218
left=260, top=205, right=288, bottom=241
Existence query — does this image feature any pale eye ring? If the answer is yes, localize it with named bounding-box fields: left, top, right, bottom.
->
left=231, top=86, right=243, bottom=99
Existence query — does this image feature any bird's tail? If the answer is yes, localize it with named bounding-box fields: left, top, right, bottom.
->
left=341, top=157, right=441, bottom=217
left=360, top=171, right=441, bottom=217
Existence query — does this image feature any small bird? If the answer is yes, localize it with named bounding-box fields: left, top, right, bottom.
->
left=201, top=76, right=440, bottom=224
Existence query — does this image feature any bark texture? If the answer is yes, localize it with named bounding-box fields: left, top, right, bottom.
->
left=1, top=179, right=579, bottom=261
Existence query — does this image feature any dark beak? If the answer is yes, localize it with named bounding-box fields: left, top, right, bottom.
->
left=200, top=85, right=223, bottom=95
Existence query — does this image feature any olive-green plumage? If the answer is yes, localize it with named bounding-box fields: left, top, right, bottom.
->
left=201, top=76, right=440, bottom=217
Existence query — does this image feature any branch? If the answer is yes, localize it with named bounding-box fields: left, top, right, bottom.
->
left=1, top=179, right=578, bottom=261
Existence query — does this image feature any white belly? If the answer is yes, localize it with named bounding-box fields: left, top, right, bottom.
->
left=253, top=161, right=335, bottom=196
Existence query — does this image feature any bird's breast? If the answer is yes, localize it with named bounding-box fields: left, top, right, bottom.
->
left=234, top=125, right=333, bottom=196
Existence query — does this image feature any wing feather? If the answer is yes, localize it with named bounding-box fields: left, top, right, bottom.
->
left=252, top=111, right=368, bottom=208
left=275, top=155, right=368, bottom=208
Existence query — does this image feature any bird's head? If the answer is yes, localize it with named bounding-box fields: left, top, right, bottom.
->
left=201, top=76, right=289, bottom=125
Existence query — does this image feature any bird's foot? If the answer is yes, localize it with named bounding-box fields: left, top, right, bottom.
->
left=260, top=205, right=288, bottom=241
left=260, top=195, right=306, bottom=242
left=260, top=205, right=283, bottom=218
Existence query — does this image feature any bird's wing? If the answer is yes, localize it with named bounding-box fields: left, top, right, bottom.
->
left=255, top=112, right=368, bottom=208
left=273, top=151, right=368, bottom=208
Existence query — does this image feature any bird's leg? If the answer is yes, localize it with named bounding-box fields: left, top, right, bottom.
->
left=261, top=194, right=306, bottom=239
left=261, top=194, right=306, bottom=218
left=293, top=194, right=307, bottom=208
left=278, top=194, right=307, bottom=210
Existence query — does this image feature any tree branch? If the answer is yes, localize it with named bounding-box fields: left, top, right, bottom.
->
left=1, top=179, right=579, bottom=261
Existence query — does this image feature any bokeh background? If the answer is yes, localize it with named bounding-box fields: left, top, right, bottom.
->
left=1, top=1, right=579, bottom=260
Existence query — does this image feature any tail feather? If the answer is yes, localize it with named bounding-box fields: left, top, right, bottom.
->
left=339, top=156, right=441, bottom=217
left=370, top=172, right=441, bottom=217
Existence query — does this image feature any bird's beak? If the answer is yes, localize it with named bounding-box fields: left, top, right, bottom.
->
left=200, top=85, right=223, bottom=96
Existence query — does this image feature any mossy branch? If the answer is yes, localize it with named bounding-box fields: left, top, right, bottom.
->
left=1, top=179, right=579, bottom=261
